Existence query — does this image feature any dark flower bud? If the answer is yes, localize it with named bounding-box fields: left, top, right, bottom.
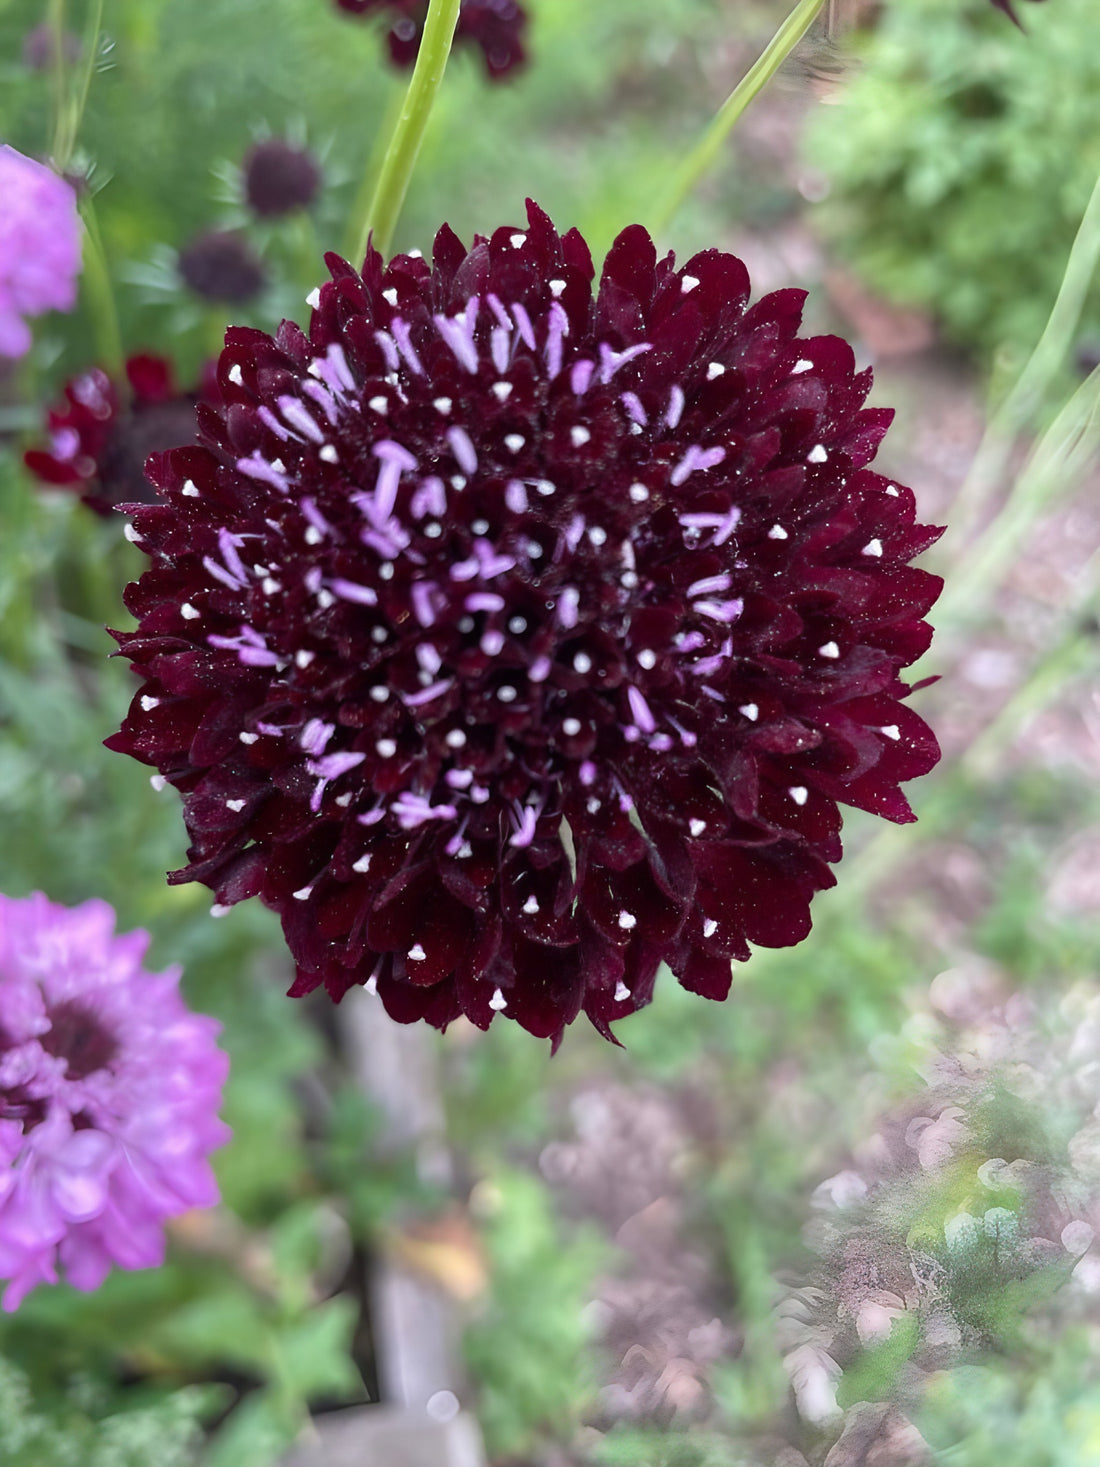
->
left=243, top=139, right=322, bottom=219
left=178, top=231, right=266, bottom=305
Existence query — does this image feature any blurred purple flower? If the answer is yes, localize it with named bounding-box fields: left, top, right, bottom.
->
left=243, top=139, right=322, bottom=219
left=0, top=892, right=229, bottom=1311
left=335, top=0, right=527, bottom=80
left=107, top=201, right=942, bottom=1046
left=0, top=145, right=82, bottom=359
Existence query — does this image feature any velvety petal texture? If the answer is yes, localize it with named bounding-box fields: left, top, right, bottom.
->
left=25, top=355, right=217, bottom=517
left=0, top=145, right=82, bottom=358
left=335, top=0, right=527, bottom=79
left=0, top=893, right=229, bottom=1310
left=108, top=202, right=942, bottom=1046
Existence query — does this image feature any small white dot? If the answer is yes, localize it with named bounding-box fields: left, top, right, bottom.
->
left=140, top=694, right=160, bottom=711
left=295, top=649, right=315, bottom=668
left=739, top=703, right=759, bottom=721
left=562, top=717, right=582, bottom=736
left=535, top=480, right=555, bottom=496
left=451, top=475, right=466, bottom=490
left=239, top=731, right=259, bottom=744
left=228, top=364, right=244, bottom=386
left=123, top=523, right=142, bottom=544
left=489, top=987, right=508, bottom=1011
left=689, top=818, right=706, bottom=836
left=549, top=279, right=566, bottom=297
left=768, top=524, right=788, bottom=540
left=226, top=797, right=246, bottom=812
left=586, top=797, right=601, bottom=814
left=880, top=724, right=901, bottom=741
left=614, top=980, right=631, bottom=1002
left=472, top=518, right=490, bottom=534
left=707, top=361, right=725, bottom=379
left=353, top=854, right=372, bottom=873
left=368, top=396, right=388, bottom=415
left=306, top=287, right=321, bottom=309
left=378, top=562, right=395, bottom=580
left=408, top=943, right=426, bottom=961
left=181, top=602, right=200, bottom=620
left=445, top=729, right=467, bottom=749
left=681, top=275, right=700, bottom=294
left=588, top=525, right=608, bottom=547
left=504, top=433, right=525, bottom=453
left=629, top=482, right=649, bottom=503
left=376, top=738, right=397, bottom=758
left=527, top=541, right=543, bottom=558
left=703, top=918, right=718, bottom=938
left=492, top=381, right=513, bottom=402
left=371, top=627, right=388, bottom=642
left=210, top=903, right=232, bottom=918
left=621, top=571, right=638, bottom=588
left=618, top=911, right=636, bottom=930
left=637, top=649, right=657, bottom=670
left=523, top=895, right=539, bottom=914
left=818, top=641, right=840, bottom=659
left=508, top=616, right=526, bottom=634
left=433, top=397, right=452, bottom=415
left=383, top=288, right=399, bottom=306
left=182, top=479, right=199, bottom=497
left=792, top=359, right=813, bottom=375
left=320, top=444, right=339, bottom=463
left=305, top=526, right=324, bottom=545
left=808, top=444, right=829, bottom=464
left=335, top=792, right=353, bottom=807
left=149, top=774, right=167, bottom=792
left=424, top=522, right=443, bottom=538
left=509, top=232, right=526, bottom=248
left=292, top=885, right=313, bottom=901
left=497, top=685, right=517, bottom=703
left=789, top=786, right=808, bottom=806
left=316, top=588, right=336, bottom=609
left=370, top=686, right=389, bottom=702
left=885, top=485, right=900, bottom=497
left=570, top=425, right=591, bottom=448
left=573, top=652, right=593, bottom=675
left=262, top=577, right=281, bottom=595
left=862, top=538, right=883, bottom=557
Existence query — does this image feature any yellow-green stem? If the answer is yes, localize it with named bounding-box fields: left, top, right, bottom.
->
left=652, top=0, right=826, bottom=234
left=351, top=0, right=461, bottom=263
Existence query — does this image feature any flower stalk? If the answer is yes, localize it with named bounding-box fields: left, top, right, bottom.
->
left=352, top=0, right=461, bottom=261
left=653, top=0, right=827, bottom=233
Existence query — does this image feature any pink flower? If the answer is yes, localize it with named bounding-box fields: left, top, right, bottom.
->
left=0, top=146, right=82, bottom=359
left=0, top=893, right=229, bottom=1310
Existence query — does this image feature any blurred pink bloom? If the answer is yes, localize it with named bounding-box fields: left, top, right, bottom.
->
left=0, top=892, right=230, bottom=1310
left=0, top=145, right=82, bottom=358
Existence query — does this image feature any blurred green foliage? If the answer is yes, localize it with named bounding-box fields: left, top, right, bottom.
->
left=804, top=0, right=1100, bottom=363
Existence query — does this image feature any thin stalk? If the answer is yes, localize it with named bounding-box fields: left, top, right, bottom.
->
left=78, top=194, right=123, bottom=378
left=48, top=0, right=69, bottom=165
left=351, top=0, right=461, bottom=263
left=950, top=168, right=1100, bottom=546
left=652, top=0, right=826, bottom=233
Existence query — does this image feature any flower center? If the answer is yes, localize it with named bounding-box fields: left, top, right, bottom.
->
left=41, top=1001, right=118, bottom=1080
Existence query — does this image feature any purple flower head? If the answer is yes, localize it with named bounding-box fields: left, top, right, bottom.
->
left=244, top=140, right=322, bottom=219
left=24, top=354, right=220, bottom=517
left=107, top=202, right=942, bottom=1046
left=0, top=146, right=82, bottom=359
left=178, top=231, right=266, bottom=305
left=0, top=893, right=229, bottom=1310
left=335, top=0, right=527, bottom=80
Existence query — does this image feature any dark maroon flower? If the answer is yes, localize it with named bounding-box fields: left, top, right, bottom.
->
left=243, top=140, right=322, bottom=219
left=178, top=231, right=266, bottom=305
left=24, top=355, right=216, bottom=517
left=106, top=201, right=942, bottom=1045
left=335, top=0, right=527, bottom=80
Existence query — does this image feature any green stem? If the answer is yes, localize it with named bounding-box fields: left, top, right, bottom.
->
left=48, top=0, right=69, bottom=166
left=78, top=194, right=124, bottom=379
left=351, top=0, right=461, bottom=263
left=652, top=0, right=826, bottom=233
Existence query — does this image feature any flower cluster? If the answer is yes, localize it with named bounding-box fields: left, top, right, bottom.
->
left=0, top=145, right=82, bottom=359
left=335, top=0, right=527, bottom=80
left=0, top=892, right=229, bottom=1311
left=108, top=201, right=941, bottom=1045
left=25, top=354, right=218, bottom=517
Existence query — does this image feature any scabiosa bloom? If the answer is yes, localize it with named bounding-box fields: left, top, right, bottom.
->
left=24, top=354, right=218, bottom=517
left=178, top=231, right=266, bottom=306
left=335, top=0, right=527, bottom=80
left=0, top=893, right=229, bottom=1311
left=243, top=140, right=322, bottom=220
left=0, top=145, right=82, bottom=359
left=107, top=201, right=941, bottom=1045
